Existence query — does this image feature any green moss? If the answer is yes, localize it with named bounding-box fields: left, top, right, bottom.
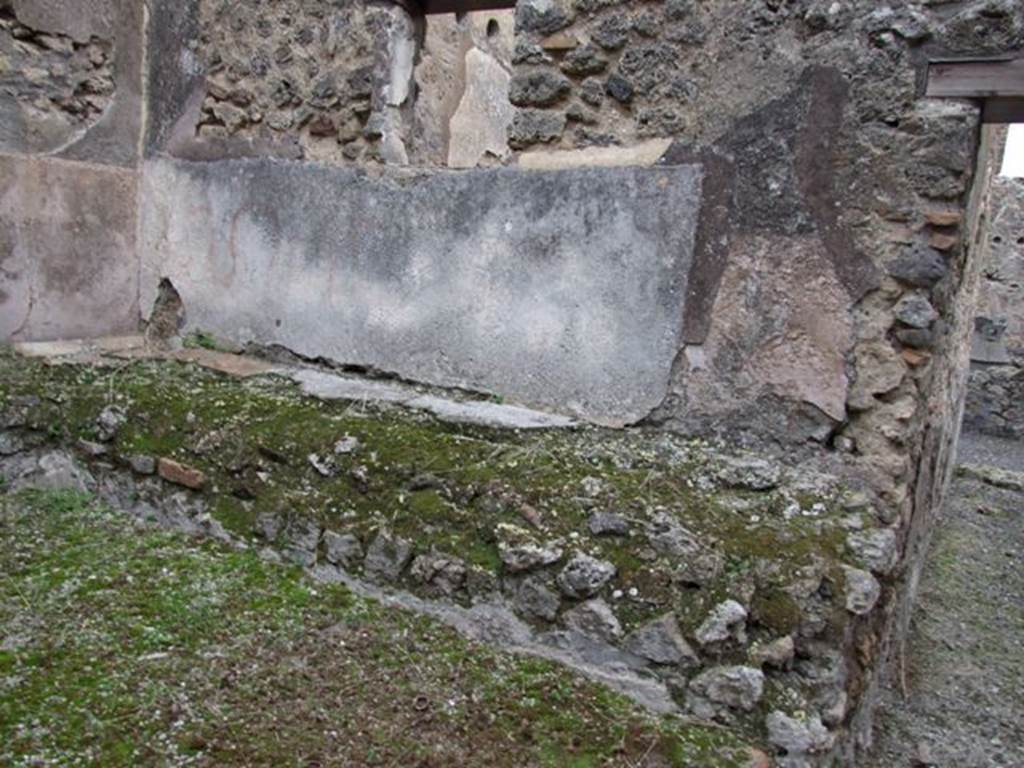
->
left=750, top=588, right=803, bottom=635
left=183, top=330, right=219, bottom=350
left=0, top=353, right=854, bottom=664
left=0, top=488, right=754, bottom=767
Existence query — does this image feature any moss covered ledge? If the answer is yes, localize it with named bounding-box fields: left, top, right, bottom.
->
left=0, top=350, right=900, bottom=765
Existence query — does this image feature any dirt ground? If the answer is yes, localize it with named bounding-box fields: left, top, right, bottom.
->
left=866, top=431, right=1024, bottom=768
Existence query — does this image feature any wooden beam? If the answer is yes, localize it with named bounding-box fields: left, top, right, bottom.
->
left=926, top=57, right=1024, bottom=99
left=420, top=0, right=516, bottom=13
left=982, top=97, right=1024, bottom=124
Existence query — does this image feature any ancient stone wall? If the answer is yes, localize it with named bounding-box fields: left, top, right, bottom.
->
left=0, top=0, right=143, bottom=342
left=1, top=1, right=1024, bottom=764
left=195, top=0, right=387, bottom=164
left=976, top=175, right=1024, bottom=353
left=183, top=0, right=517, bottom=167
left=0, top=2, right=114, bottom=154
left=964, top=360, right=1024, bottom=438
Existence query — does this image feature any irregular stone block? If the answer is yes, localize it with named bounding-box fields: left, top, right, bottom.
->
left=563, top=598, right=622, bottom=640
left=688, top=665, right=764, bottom=716
left=515, top=576, right=562, bottom=621
left=623, top=613, right=698, bottom=667
left=157, top=457, right=206, bottom=491
left=556, top=553, right=616, bottom=598
left=847, top=528, right=897, bottom=575
left=843, top=566, right=881, bottom=615
left=749, top=635, right=795, bottom=669
left=10, top=450, right=94, bottom=493
left=410, top=554, right=467, bottom=597
left=323, top=531, right=364, bottom=569
left=766, top=710, right=834, bottom=759
left=695, top=599, right=748, bottom=647
left=364, top=530, right=414, bottom=582
left=587, top=511, right=630, bottom=537
left=127, top=455, right=157, bottom=475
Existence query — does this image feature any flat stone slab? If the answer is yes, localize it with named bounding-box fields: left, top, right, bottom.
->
left=10, top=340, right=574, bottom=430
left=13, top=336, right=147, bottom=361
left=291, top=368, right=575, bottom=429
left=291, top=368, right=413, bottom=404
left=141, top=158, right=703, bottom=426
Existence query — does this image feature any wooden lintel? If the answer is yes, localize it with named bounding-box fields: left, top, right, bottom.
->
left=388, top=0, right=424, bottom=16
left=420, top=0, right=516, bottom=14
left=982, top=97, right=1024, bottom=124
left=926, top=57, right=1024, bottom=99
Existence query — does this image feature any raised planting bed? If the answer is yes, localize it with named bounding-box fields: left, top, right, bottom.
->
left=0, top=350, right=903, bottom=765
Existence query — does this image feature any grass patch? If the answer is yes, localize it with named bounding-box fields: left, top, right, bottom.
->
left=0, top=489, right=752, bottom=767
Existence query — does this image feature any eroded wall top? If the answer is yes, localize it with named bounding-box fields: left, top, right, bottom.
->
left=0, top=0, right=143, bottom=166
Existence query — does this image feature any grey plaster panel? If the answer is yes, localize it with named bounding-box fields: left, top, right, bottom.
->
left=0, top=155, right=140, bottom=341
left=140, top=158, right=702, bottom=425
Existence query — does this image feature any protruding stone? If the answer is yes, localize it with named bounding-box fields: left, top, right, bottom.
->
left=12, top=451, right=94, bottom=493
left=896, top=328, right=935, bottom=350
left=714, top=456, right=781, bottom=491
left=157, top=457, right=206, bottom=490
left=509, top=71, right=571, bottom=107
left=127, top=454, right=156, bottom=475
left=696, top=600, right=748, bottom=646
left=365, top=530, right=414, bottom=581
left=924, top=210, right=962, bottom=227
left=887, top=246, right=948, bottom=288
left=893, top=294, right=938, bottom=329
left=323, top=530, right=363, bottom=569
left=822, top=691, right=848, bottom=727
left=77, top=438, right=108, bottom=457
left=592, top=14, right=630, bottom=50
left=96, top=405, right=126, bottom=442
left=843, top=566, right=881, bottom=615
left=556, top=553, right=616, bottom=598
left=688, top=666, right=764, bottom=716
left=765, top=710, right=834, bottom=758
left=563, top=598, right=622, bottom=640
left=497, top=525, right=564, bottom=572
left=749, top=635, right=795, bottom=669
left=560, top=45, right=607, bottom=76
left=410, top=554, right=467, bottom=596
left=847, top=528, right=898, bottom=575
left=646, top=514, right=724, bottom=585
left=587, top=511, right=630, bottom=537
left=605, top=73, right=634, bottom=104
left=254, top=512, right=282, bottom=542
left=928, top=232, right=958, bottom=252
left=848, top=342, right=907, bottom=411
left=623, top=613, right=698, bottom=667
left=540, top=32, right=578, bottom=50
left=516, top=576, right=561, bottom=621
left=284, top=519, right=321, bottom=553
left=0, top=432, right=24, bottom=456
left=515, top=0, right=573, bottom=36
left=508, top=109, right=566, bottom=147
left=646, top=513, right=703, bottom=558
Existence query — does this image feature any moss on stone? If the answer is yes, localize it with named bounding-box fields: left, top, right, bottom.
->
left=0, top=353, right=857, bottom=652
